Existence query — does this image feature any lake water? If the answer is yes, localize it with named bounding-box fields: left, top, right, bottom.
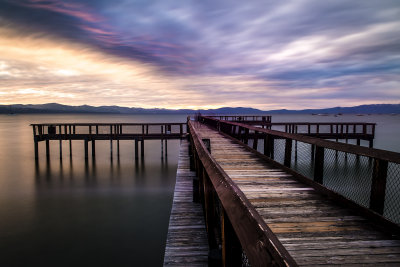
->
left=0, top=113, right=399, bottom=266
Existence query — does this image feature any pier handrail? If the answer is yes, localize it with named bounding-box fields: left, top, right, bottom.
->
left=31, top=122, right=187, bottom=138
left=198, top=115, right=400, bottom=226
left=203, top=115, right=271, bottom=122
left=199, top=116, right=399, bottom=163
left=188, top=119, right=297, bottom=266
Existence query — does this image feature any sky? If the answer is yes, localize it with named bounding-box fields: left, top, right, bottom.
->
left=0, top=0, right=399, bottom=110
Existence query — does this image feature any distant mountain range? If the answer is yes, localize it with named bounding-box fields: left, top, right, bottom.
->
left=0, top=103, right=399, bottom=114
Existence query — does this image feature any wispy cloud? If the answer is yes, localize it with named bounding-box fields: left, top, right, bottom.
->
left=0, top=0, right=399, bottom=109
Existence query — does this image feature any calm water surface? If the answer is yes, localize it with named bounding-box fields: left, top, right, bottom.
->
left=0, top=114, right=186, bottom=267
left=0, top=113, right=399, bottom=266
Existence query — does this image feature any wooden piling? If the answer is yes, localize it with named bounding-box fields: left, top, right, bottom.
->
left=161, top=139, right=164, bottom=158
left=69, top=140, right=72, bottom=157
left=135, top=139, right=139, bottom=160
left=92, top=140, right=96, bottom=158
left=59, top=139, right=62, bottom=159
left=46, top=139, right=50, bottom=160
left=110, top=139, right=113, bottom=158
left=164, top=139, right=168, bottom=157
left=141, top=139, right=144, bottom=158
left=84, top=139, right=88, bottom=159
left=34, top=137, right=39, bottom=160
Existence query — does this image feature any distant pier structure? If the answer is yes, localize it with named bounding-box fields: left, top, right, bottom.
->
left=31, top=122, right=188, bottom=161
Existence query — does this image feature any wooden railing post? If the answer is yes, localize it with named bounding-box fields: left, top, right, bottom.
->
left=221, top=208, right=242, bottom=267
left=244, top=128, right=249, bottom=145
left=284, top=138, right=292, bottom=167
left=253, top=131, right=258, bottom=150
left=202, top=169, right=222, bottom=265
left=314, top=146, right=324, bottom=184
left=370, top=159, right=388, bottom=214
left=263, top=134, right=269, bottom=157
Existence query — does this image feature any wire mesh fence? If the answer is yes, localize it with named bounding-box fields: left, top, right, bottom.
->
left=385, top=162, right=400, bottom=223
left=323, top=149, right=373, bottom=208
left=273, top=138, right=285, bottom=165
left=290, top=141, right=315, bottom=179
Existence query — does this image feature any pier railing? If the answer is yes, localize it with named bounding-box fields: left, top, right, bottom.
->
left=198, top=116, right=400, bottom=226
left=31, top=123, right=187, bottom=160
left=31, top=123, right=187, bottom=140
left=231, top=121, right=376, bottom=146
left=203, top=115, right=271, bottom=123
left=188, top=119, right=297, bottom=267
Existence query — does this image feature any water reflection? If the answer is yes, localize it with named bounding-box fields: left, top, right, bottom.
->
left=0, top=114, right=183, bottom=266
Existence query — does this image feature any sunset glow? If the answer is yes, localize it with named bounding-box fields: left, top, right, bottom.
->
left=0, top=0, right=399, bottom=109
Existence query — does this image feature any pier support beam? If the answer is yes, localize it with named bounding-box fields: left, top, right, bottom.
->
left=135, top=139, right=139, bottom=160
left=46, top=139, right=50, bottom=160
left=165, top=139, right=168, bottom=157
left=59, top=139, right=62, bottom=160
left=110, top=139, right=113, bottom=159
left=84, top=139, right=89, bottom=160
left=141, top=139, right=145, bottom=158
left=161, top=139, right=164, bottom=158
left=34, top=137, right=39, bottom=160
left=92, top=140, right=96, bottom=158
left=69, top=140, right=72, bottom=157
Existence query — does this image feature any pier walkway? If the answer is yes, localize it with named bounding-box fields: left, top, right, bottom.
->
left=163, top=140, right=209, bottom=266
left=188, top=120, right=400, bottom=266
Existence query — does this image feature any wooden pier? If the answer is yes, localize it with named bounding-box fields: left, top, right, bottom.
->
left=163, top=140, right=209, bottom=266
left=189, top=119, right=400, bottom=266
left=31, top=116, right=400, bottom=266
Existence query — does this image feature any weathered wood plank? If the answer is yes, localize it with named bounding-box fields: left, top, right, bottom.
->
left=163, top=140, right=208, bottom=267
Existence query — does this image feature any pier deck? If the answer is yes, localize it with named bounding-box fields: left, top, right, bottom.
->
left=192, top=121, right=400, bottom=266
left=163, top=140, right=209, bottom=266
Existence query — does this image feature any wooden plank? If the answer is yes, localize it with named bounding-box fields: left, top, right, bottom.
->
left=163, top=140, right=208, bottom=267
